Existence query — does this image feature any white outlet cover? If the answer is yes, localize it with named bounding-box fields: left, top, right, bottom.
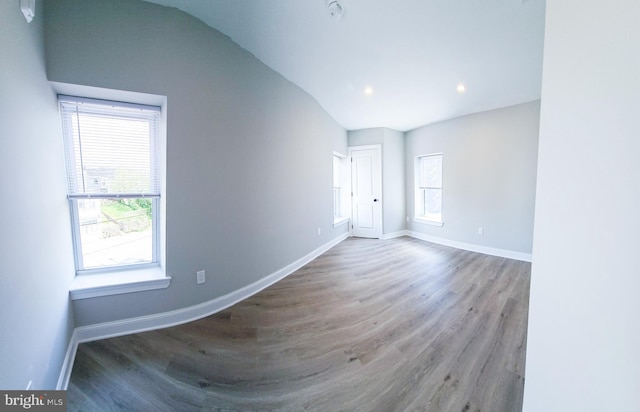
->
left=196, top=270, right=205, bottom=284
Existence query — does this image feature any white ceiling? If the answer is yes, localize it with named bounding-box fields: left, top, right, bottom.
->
left=144, top=0, right=546, bottom=131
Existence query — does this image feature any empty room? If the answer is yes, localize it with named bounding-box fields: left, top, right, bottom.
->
left=1, top=0, right=638, bottom=411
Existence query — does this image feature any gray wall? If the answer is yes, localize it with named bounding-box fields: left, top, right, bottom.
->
left=0, top=0, right=542, bottom=390
left=381, top=129, right=406, bottom=234
left=44, top=0, right=348, bottom=326
left=405, top=101, right=540, bottom=254
left=348, top=128, right=406, bottom=235
left=348, top=128, right=385, bottom=147
left=524, top=1, right=640, bottom=410
left=0, top=0, right=76, bottom=389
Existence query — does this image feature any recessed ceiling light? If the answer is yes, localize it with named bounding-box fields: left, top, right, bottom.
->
left=456, top=83, right=466, bottom=93
left=364, top=87, right=374, bottom=95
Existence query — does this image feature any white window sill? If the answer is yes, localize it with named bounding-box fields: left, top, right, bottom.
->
left=413, top=217, right=444, bottom=227
left=70, top=265, right=171, bottom=300
left=333, top=216, right=350, bottom=228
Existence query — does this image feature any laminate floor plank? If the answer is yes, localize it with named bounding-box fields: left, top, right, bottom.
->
left=68, top=236, right=530, bottom=411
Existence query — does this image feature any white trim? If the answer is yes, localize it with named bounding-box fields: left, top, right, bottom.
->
left=348, top=144, right=382, bottom=151
left=413, top=217, right=444, bottom=227
left=56, top=329, right=79, bottom=390
left=406, top=230, right=532, bottom=262
left=348, top=144, right=383, bottom=239
left=50, top=82, right=166, bottom=107
left=70, top=277, right=171, bottom=300
left=70, top=266, right=170, bottom=300
left=380, top=230, right=410, bottom=240
left=333, top=216, right=349, bottom=227
left=332, top=150, right=347, bottom=158
left=57, top=232, right=349, bottom=389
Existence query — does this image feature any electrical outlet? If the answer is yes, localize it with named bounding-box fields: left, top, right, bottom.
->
left=317, top=227, right=321, bottom=236
left=478, top=227, right=484, bottom=235
left=197, top=270, right=205, bottom=284
left=406, top=216, right=410, bottom=222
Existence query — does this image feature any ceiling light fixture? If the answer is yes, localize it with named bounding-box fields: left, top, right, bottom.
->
left=456, top=83, right=466, bottom=93
left=327, top=0, right=344, bottom=20
left=364, top=87, right=373, bottom=95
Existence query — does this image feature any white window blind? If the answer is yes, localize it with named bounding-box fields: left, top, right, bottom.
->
left=59, top=96, right=160, bottom=199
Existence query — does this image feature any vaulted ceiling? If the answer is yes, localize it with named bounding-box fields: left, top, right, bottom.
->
left=144, top=0, right=546, bottom=131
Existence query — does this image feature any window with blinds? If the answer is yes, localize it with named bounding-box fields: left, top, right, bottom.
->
left=59, top=96, right=161, bottom=272
left=415, top=154, right=443, bottom=223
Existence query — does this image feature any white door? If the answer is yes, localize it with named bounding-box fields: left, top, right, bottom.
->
left=349, top=145, right=382, bottom=238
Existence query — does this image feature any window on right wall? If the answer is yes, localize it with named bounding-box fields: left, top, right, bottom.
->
left=415, top=153, right=443, bottom=225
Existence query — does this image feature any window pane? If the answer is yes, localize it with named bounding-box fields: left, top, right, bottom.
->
left=333, top=155, right=341, bottom=187
left=420, top=155, right=442, bottom=188
left=415, top=154, right=443, bottom=222
left=423, top=188, right=442, bottom=221
left=333, top=187, right=341, bottom=218
left=77, top=198, right=153, bottom=269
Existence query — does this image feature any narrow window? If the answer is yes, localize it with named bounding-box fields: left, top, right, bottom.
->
left=415, top=154, right=443, bottom=224
left=333, top=154, right=342, bottom=219
left=59, top=96, right=161, bottom=272
left=332, top=153, right=349, bottom=227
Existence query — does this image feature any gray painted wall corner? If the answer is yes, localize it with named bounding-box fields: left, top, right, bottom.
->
left=0, top=0, right=76, bottom=389
left=405, top=101, right=540, bottom=254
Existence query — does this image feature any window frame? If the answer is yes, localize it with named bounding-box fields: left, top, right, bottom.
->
left=414, top=153, right=444, bottom=226
left=59, top=95, right=162, bottom=274
left=332, top=152, right=350, bottom=227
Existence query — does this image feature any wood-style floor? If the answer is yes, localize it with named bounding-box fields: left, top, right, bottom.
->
left=68, top=236, right=531, bottom=411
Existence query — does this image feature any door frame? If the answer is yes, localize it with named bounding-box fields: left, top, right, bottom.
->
left=348, top=144, right=383, bottom=238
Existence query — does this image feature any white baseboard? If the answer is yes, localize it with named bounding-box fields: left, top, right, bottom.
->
left=56, top=232, right=349, bottom=390
left=406, top=230, right=532, bottom=262
left=380, top=230, right=410, bottom=240
left=56, top=328, right=79, bottom=390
